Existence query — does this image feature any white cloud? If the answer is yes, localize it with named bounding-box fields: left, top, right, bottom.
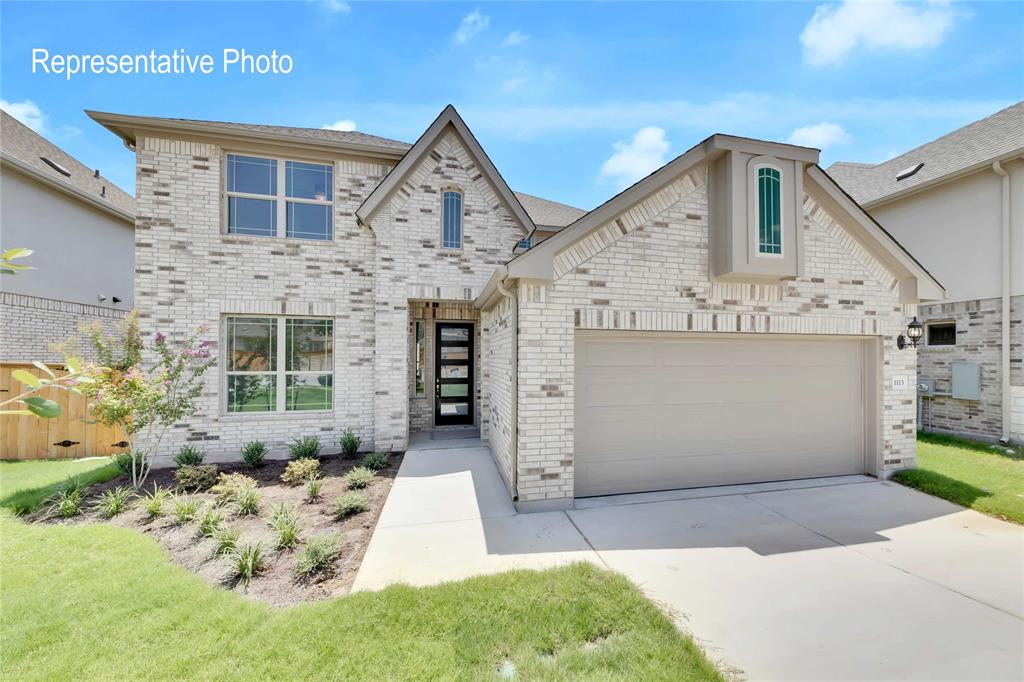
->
left=600, top=127, right=670, bottom=189
left=801, top=0, right=961, bottom=67
left=499, top=77, right=528, bottom=93
left=322, top=119, right=357, bottom=132
left=787, top=122, right=851, bottom=149
left=1, top=99, right=46, bottom=133
left=316, top=0, right=350, bottom=13
left=454, top=10, right=489, bottom=45
left=501, top=30, right=530, bottom=48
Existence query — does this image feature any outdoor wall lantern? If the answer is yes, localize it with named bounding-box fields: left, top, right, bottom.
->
left=897, top=317, right=923, bottom=350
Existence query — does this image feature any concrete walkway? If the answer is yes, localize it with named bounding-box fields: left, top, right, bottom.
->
left=354, top=437, right=1024, bottom=681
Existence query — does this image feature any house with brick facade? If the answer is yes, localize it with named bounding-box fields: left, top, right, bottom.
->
left=830, top=101, right=1024, bottom=445
left=91, top=105, right=943, bottom=511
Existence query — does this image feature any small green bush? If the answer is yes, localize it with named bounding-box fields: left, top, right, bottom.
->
left=360, top=452, right=388, bottom=471
left=295, top=535, right=340, bottom=578
left=210, top=473, right=258, bottom=504
left=173, top=444, right=206, bottom=467
left=93, top=486, right=134, bottom=518
left=268, top=503, right=301, bottom=549
left=234, top=487, right=261, bottom=516
left=172, top=495, right=199, bottom=524
left=47, top=479, right=86, bottom=518
left=305, top=478, right=323, bottom=503
left=213, top=526, right=240, bottom=556
left=343, top=466, right=375, bottom=490
left=288, top=436, right=322, bottom=460
left=240, top=440, right=267, bottom=468
left=113, top=451, right=145, bottom=477
left=334, top=491, right=369, bottom=519
left=231, top=542, right=266, bottom=586
left=174, top=464, right=219, bottom=491
left=140, top=485, right=170, bottom=518
left=340, top=429, right=361, bottom=459
left=198, top=504, right=226, bottom=538
left=281, top=458, right=320, bottom=486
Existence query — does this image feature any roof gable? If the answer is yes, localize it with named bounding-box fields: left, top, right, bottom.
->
left=356, top=105, right=535, bottom=234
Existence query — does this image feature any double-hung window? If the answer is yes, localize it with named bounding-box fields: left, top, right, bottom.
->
left=442, top=190, right=463, bottom=249
left=756, top=166, right=782, bottom=255
left=226, top=154, right=333, bottom=240
left=225, top=316, right=333, bottom=413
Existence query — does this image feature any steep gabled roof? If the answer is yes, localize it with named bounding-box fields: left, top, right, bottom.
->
left=355, top=105, right=536, bottom=234
left=828, top=101, right=1024, bottom=207
left=1, top=111, right=135, bottom=220
left=513, top=192, right=587, bottom=229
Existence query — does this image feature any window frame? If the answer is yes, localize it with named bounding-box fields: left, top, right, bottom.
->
left=441, top=188, right=463, bottom=250
left=222, top=152, right=335, bottom=241
left=223, top=315, right=335, bottom=415
left=754, top=163, right=784, bottom=258
left=925, top=320, right=957, bottom=347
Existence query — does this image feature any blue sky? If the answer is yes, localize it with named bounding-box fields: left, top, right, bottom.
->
left=1, top=1, right=1021, bottom=210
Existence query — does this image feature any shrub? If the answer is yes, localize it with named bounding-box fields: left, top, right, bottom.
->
left=360, top=451, right=388, bottom=471
left=172, top=495, right=199, bottom=524
left=340, top=429, right=361, bottom=459
left=295, top=535, right=340, bottom=578
left=305, top=478, right=323, bottom=503
left=234, top=486, right=261, bottom=516
left=268, top=503, right=301, bottom=549
left=343, top=466, right=375, bottom=490
left=113, top=451, right=145, bottom=478
left=231, top=542, right=266, bottom=586
left=240, top=440, right=267, bottom=469
left=174, top=464, right=219, bottom=491
left=210, top=472, right=258, bottom=504
left=281, top=458, right=320, bottom=486
left=93, top=486, right=134, bottom=518
left=213, top=526, right=240, bottom=556
left=288, top=436, right=321, bottom=460
left=334, top=491, right=368, bottom=519
left=173, top=444, right=206, bottom=467
left=198, top=504, right=226, bottom=538
left=140, top=484, right=170, bottom=518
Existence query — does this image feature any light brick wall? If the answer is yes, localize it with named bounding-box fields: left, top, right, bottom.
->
left=511, top=169, right=918, bottom=503
left=481, top=292, right=515, bottom=492
left=916, top=295, right=1024, bottom=440
left=0, top=292, right=126, bottom=363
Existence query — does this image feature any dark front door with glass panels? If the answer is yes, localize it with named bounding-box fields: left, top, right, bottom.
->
left=435, top=323, right=474, bottom=426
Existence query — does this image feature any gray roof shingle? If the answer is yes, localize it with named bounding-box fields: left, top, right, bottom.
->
left=513, top=191, right=587, bottom=228
left=159, top=115, right=413, bottom=152
left=828, top=101, right=1024, bottom=206
left=1, top=111, right=135, bottom=214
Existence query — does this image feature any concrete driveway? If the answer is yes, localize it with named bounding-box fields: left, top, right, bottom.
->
left=354, top=437, right=1024, bottom=681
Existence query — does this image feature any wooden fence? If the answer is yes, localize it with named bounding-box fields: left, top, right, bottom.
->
left=0, top=363, right=127, bottom=460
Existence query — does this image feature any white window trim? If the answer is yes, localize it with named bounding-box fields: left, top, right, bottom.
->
left=753, top=162, right=784, bottom=259
left=222, top=315, right=335, bottom=415
left=441, top=187, right=464, bottom=250
left=924, top=319, right=957, bottom=348
left=223, top=153, right=335, bottom=241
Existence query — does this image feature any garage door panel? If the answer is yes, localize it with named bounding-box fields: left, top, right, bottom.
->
left=575, top=332, right=867, bottom=497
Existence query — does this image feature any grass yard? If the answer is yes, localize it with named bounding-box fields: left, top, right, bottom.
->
left=0, top=458, right=722, bottom=681
left=893, top=432, right=1024, bottom=525
left=0, top=457, right=120, bottom=514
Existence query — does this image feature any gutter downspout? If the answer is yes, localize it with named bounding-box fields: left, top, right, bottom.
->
left=993, top=161, right=1011, bottom=443
left=495, top=270, right=519, bottom=498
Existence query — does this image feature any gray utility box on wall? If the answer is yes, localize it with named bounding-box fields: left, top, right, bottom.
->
left=951, top=362, right=982, bottom=400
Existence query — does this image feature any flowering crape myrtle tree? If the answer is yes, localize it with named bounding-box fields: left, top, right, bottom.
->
left=81, top=314, right=215, bottom=487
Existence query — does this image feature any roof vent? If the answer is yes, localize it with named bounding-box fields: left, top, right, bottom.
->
left=896, top=162, right=924, bottom=181
left=40, top=156, right=71, bottom=177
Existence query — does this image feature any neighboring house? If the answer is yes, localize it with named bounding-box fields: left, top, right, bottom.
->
left=830, top=102, right=1024, bottom=444
left=91, top=105, right=942, bottom=510
left=0, top=110, right=135, bottom=363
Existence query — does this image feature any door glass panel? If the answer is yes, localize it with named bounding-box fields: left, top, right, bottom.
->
left=439, top=402, right=469, bottom=416
left=440, top=383, right=469, bottom=397
left=440, top=327, right=470, bottom=342
left=440, top=346, right=468, bottom=360
left=440, top=365, right=468, bottom=379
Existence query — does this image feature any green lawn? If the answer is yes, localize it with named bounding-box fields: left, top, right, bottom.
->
left=0, top=457, right=120, bottom=514
left=0, top=459, right=721, bottom=681
left=894, top=432, right=1024, bottom=525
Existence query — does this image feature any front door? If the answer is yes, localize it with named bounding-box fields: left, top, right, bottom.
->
left=434, top=323, right=474, bottom=426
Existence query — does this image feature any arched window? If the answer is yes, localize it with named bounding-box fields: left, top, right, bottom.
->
left=756, top=166, right=782, bottom=255
left=442, top=190, right=463, bottom=249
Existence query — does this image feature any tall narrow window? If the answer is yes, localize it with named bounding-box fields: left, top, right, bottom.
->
left=442, top=190, right=463, bottom=249
left=757, top=166, right=782, bottom=255
left=414, top=321, right=425, bottom=397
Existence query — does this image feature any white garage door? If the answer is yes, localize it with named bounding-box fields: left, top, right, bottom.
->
left=574, top=332, right=867, bottom=497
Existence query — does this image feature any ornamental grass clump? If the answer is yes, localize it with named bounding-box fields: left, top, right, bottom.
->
left=232, top=542, right=266, bottom=586
left=172, top=495, right=199, bottom=524
left=140, top=484, right=170, bottom=518
left=47, top=479, right=86, bottom=519
left=333, top=491, right=368, bottom=519
left=343, top=466, right=374, bottom=490
left=305, top=478, right=323, bottom=503
left=213, top=526, right=240, bottom=556
left=93, top=486, right=134, bottom=518
left=198, top=504, right=226, bottom=538
left=295, top=535, right=340, bottom=578
left=267, top=503, right=301, bottom=549
left=233, top=487, right=261, bottom=516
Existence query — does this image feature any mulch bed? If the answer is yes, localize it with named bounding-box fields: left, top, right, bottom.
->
left=29, top=453, right=402, bottom=607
